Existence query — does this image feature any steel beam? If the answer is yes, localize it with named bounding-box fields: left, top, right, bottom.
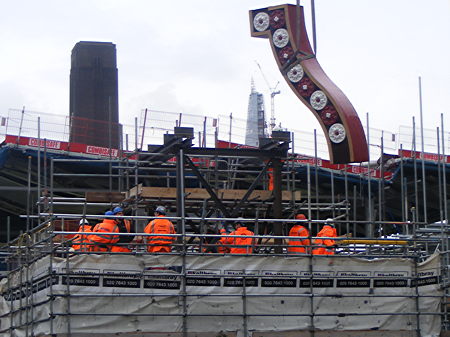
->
left=184, top=156, right=231, bottom=218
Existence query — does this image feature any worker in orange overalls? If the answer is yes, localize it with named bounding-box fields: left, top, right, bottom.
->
left=144, top=206, right=176, bottom=253
left=72, top=219, right=93, bottom=251
left=267, top=168, right=274, bottom=191
left=288, top=213, right=311, bottom=254
left=222, top=219, right=255, bottom=254
left=89, top=211, right=120, bottom=252
left=203, top=226, right=231, bottom=253
left=110, top=207, right=135, bottom=253
left=217, top=227, right=231, bottom=253
left=312, top=218, right=337, bottom=255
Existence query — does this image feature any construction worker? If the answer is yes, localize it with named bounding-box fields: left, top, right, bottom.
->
left=144, top=206, right=176, bottom=253
left=222, top=219, right=255, bottom=254
left=312, top=218, right=337, bottom=255
left=72, top=218, right=93, bottom=251
left=110, top=206, right=135, bottom=253
left=217, top=227, right=231, bottom=253
left=288, top=214, right=311, bottom=254
left=89, top=211, right=120, bottom=252
left=202, top=226, right=230, bottom=254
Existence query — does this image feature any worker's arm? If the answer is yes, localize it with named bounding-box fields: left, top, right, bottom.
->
left=221, top=232, right=234, bottom=245
left=170, top=222, right=176, bottom=242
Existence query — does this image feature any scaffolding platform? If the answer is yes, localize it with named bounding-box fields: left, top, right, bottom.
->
left=0, top=248, right=442, bottom=337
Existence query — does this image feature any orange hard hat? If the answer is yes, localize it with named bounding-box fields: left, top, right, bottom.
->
left=296, top=214, right=306, bottom=220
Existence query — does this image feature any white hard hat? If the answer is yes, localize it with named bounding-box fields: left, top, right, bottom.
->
left=79, top=219, right=89, bottom=225
left=155, top=206, right=167, bottom=215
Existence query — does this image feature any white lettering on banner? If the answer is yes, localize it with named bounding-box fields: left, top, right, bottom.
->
left=28, top=138, right=61, bottom=149
left=337, top=271, right=371, bottom=277
left=103, top=269, right=141, bottom=278
left=61, top=268, right=100, bottom=275
left=224, top=270, right=258, bottom=276
left=263, top=270, right=297, bottom=277
left=300, top=271, right=333, bottom=277
left=416, top=270, right=437, bottom=277
left=86, top=145, right=118, bottom=157
left=375, top=271, right=408, bottom=277
left=187, top=269, right=221, bottom=275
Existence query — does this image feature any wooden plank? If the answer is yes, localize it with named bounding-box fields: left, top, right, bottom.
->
left=135, top=187, right=301, bottom=201
left=85, top=192, right=125, bottom=203
left=126, top=184, right=142, bottom=199
left=282, top=190, right=301, bottom=201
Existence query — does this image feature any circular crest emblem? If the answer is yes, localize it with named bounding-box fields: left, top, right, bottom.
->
left=310, top=90, right=328, bottom=110
left=273, top=28, right=289, bottom=48
left=328, top=123, right=346, bottom=144
left=287, top=64, right=304, bottom=83
left=253, top=12, right=270, bottom=32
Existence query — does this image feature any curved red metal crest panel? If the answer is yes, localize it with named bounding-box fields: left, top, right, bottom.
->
left=250, top=4, right=369, bottom=164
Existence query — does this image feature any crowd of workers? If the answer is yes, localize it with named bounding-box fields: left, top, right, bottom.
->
left=71, top=206, right=337, bottom=255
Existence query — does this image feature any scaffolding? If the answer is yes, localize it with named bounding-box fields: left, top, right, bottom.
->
left=0, top=114, right=448, bottom=337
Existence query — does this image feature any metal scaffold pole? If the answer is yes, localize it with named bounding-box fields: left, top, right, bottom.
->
left=366, top=113, right=372, bottom=237
left=441, top=113, right=448, bottom=223
left=314, top=129, right=319, bottom=221
left=413, top=117, right=420, bottom=223
left=418, top=77, right=427, bottom=223
left=37, top=117, right=41, bottom=224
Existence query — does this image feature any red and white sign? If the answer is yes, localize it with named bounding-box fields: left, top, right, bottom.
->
left=3, top=135, right=132, bottom=159
left=28, top=138, right=62, bottom=150
left=86, top=145, right=118, bottom=157
left=399, top=149, right=449, bottom=163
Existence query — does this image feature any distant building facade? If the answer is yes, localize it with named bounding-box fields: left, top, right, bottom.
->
left=69, top=41, right=121, bottom=148
left=245, top=81, right=266, bottom=147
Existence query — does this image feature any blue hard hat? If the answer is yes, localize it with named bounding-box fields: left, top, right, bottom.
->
left=113, top=207, right=123, bottom=214
left=105, top=211, right=114, bottom=216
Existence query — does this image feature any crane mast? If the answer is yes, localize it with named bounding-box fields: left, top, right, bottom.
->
left=255, top=61, right=280, bottom=134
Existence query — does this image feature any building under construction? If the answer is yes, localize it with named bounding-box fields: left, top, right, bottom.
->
left=0, top=3, right=449, bottom=337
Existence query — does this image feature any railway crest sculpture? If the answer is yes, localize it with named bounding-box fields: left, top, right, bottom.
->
left=250, top=4, right=369, bottom=163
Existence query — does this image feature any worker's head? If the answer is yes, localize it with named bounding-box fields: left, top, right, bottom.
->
left=296, top=213, right=307, bottom=220
left=113, top=207, right=124, bottom=216
left=234, top=217, right=244, bottom=229
left=155, top=205, right=166, bottom=216
left=325, top=218, right=335, bottom=227
left=79, top=218, right=90, bottom=226
left=105, top=210, right=114, bottom=216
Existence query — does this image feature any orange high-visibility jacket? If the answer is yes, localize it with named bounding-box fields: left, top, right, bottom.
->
left=144, top=216, right=176, bottom=252
left=111, top=219, right=134, bottom=253
left=267, top=168, right=274, bottom=191
left=217, top=228, right=231, bottom=253
left=89, top=219, right=119, bottom=252
left=202, top=228, right=230, bottom=253
left=312, top=225, right=337, bottom=255
left=223, top=227, right=255, bottom=254
left=288, top=225, right=310, bottom=253
left=72, top=225, right=92, bottom=251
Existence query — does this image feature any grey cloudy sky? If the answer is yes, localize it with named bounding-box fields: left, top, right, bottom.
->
left=0, top=0, right=449, bottom=142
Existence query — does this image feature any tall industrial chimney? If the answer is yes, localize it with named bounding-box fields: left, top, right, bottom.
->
left=69, top=41, right=121, bottom=149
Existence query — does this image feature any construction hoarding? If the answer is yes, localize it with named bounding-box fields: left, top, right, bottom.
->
left=0, top=254, right=442, bottom=337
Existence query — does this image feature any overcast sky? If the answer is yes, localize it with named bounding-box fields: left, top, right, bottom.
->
left=1, top=0, right=449, bottom=144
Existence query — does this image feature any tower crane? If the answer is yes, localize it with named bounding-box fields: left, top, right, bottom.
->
left=255, top=61, right=280, bottom=134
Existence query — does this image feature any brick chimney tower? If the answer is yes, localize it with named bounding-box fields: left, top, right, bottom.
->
left=69, top=41, right=121, bottom=149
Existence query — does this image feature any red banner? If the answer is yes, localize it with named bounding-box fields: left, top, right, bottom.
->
left=399, top=149, right=449, bottom=163
left=3, top=135, right=128, bottom=159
